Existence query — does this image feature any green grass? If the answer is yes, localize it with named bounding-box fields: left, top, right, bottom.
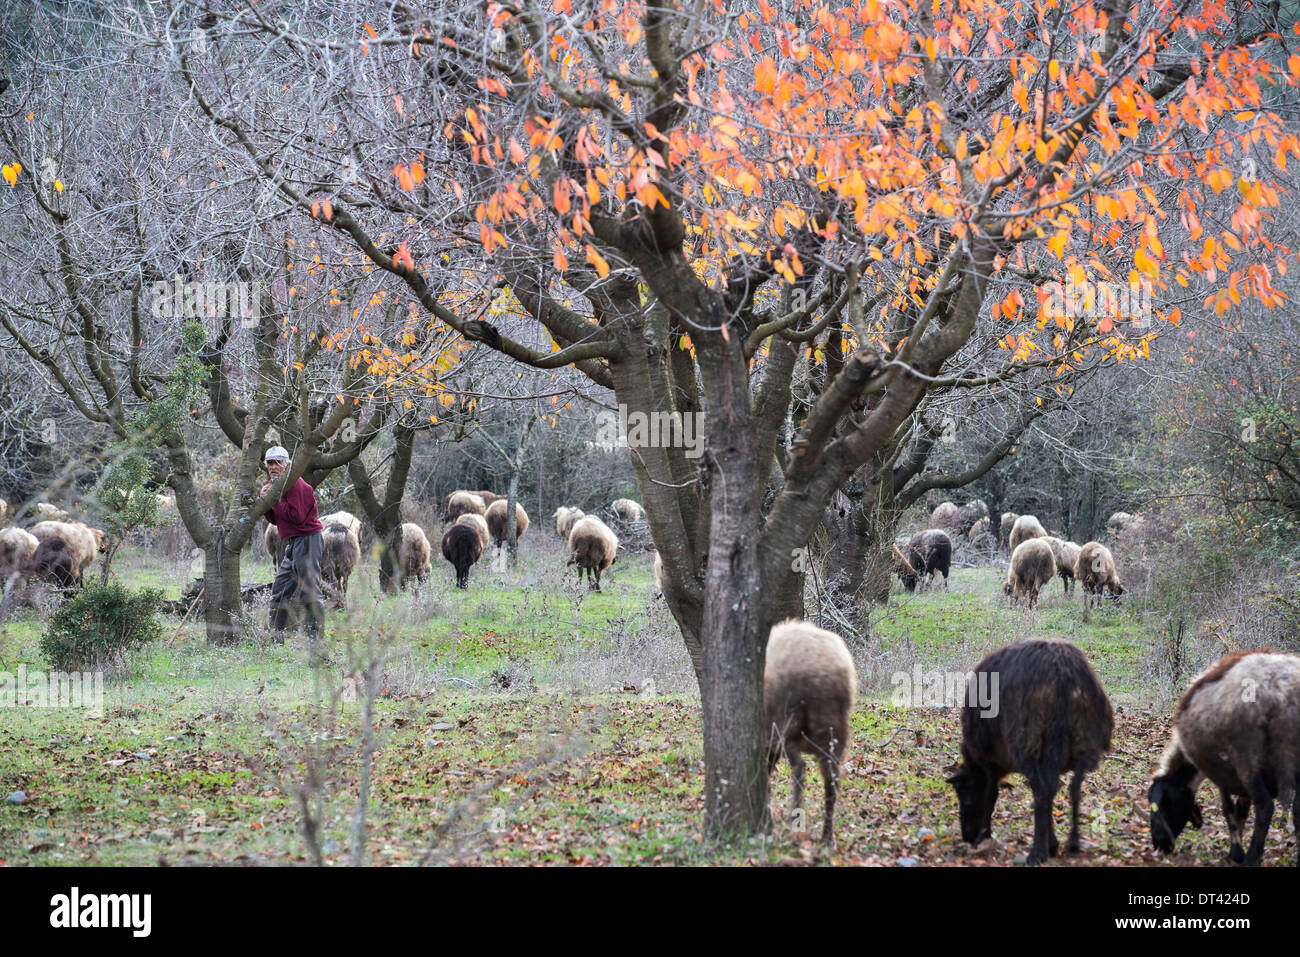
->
left=0, top=539, right=1289, bottom=866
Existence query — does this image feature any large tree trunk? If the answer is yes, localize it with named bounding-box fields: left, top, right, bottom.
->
left=203, top=534, right=244, bottom=645
left=505, top=472, right=520, bottom=569
left=349, top=422, right=416, bottom=593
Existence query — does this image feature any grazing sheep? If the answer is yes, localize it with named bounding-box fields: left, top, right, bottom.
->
left=320, top=522, right=362, bottom=607
left=1003, top=538, right=1057, bottom=608
left=319, top=510, right=362, bottom=538
left=440, top=523, right=484, bottom=589
left=29, top=521, right=104, bottom=583
left=393, top=522, right=432, bottom=591
left=485, top=499, right=530, bottom=546
left=948, top=639, right=1113, bottom=865
left=898, top=529, right=952, bottom=592
left=264, top=523, right=286, bottom=567
left=473, top=490, right=502, bottom=508
left=30, top=536, right=80, bottom=591
left=553, top=506, right=585, bottom=540
left=891, top=540, right=916, bottom=579
left=1056, top=541, right=1082, bottom=594
left=999, top=512, right=1019, bottom=548
left=765, top=619, right=857, bottom=847
left=610, top=498, right=645, bottom=523
left=1008, top=514, right=1047, bottom=552
left=930, top=501, right=960, bottom=529
left=1149, top=650, right=1300, bottom=867
left=567, top=516, right=619, bottom=590
left=968, top=516, right=990, bottom=543
left=0, top=527, right=39, bottom=581
left=454, top=512, right=491, bottom=549
left=1107, top=511, right=1135, bottom=536
left=1075, top=541, right=1124, bottom=608
left=446, top=491, right=487, bottom=521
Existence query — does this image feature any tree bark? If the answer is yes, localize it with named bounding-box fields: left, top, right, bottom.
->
left=202, top=533, right=244, bottom=645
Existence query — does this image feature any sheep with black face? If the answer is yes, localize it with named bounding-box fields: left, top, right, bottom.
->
left=1149, top=649, right=1300, bottom=867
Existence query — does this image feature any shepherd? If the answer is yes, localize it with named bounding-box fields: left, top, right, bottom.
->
left=261, top=446, right=327, bottom=656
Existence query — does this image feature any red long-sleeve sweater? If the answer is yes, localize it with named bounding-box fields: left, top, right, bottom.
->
left=264, top=478, right=323, bottom=539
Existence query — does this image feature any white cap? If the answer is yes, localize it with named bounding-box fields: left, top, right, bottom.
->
left=264, top=445, right=290, bottom=464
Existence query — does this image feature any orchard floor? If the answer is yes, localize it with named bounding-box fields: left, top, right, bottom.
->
left=0, top=541, right=1294, bottom=866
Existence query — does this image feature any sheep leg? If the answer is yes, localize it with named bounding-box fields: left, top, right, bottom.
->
left=976, top=770, right=998, bottom=845
left=1027, top=779, right=1059, bottom=865
left=817, top=755, right=839, bottom=846
left=1243, top=774, right=1274, bottom=867
left=1293, top=775, right=1300, bottom=867
left=1066, top=771, right=1084, bottom=854
left=1221, top=789, right=1249, bottom=864
left=787, top=751, right=806, bottom=830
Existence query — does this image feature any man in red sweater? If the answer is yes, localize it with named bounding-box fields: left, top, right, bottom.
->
left=261, top=446, right=326, bottom=651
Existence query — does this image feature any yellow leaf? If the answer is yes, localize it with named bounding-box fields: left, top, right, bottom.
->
left=1048, top=59, right=1060, bottom=83
left=954, top=133, right=967, bottom=162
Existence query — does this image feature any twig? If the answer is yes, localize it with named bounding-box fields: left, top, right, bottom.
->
left=166, top=587, right=204, bottom=645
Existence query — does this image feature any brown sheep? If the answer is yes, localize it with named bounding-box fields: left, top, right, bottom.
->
left=999, top=511, right=1019, bottom=548
left=29, top=521, right=104, bottom=584
left=394, top=522, right=432, bottom=591
left=264, top=523, right=286, bottom=567
left=1003, top=538, right=1056, bottom=608
left=930, top=501, right=960, bottom=528
left=473, top=490, right=503, bottom=508
left=1149, top=650, right=1300, bottom=866
left=454, top=512, right=491, bottom=549
left=0, top=527, right=39, bottom=581
left=1075, top=541, right=1124, bottom=608
left=446, top=491, right=487, bottom=521
left=610, top=498, right=645, bottom=523
left=968, top=516, right=990, bottom=543
left=948, top=639, right=1113, bottom=865
left=30, top=536, right=80, bottom=591
left=485, top=499, right=530, bottom=546
left=765, top=619, right=856, bottom=846
left=320, top=522, right=362, bottom=607
left=1008, top=514, right=1047, bottom=552
left=441, top=523, right=483, bottom=588
left=553, top=506, right=585, bottom=540
left=567, top=515, right=619, bottom=590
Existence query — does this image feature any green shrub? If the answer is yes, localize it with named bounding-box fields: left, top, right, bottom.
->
left=40, top=582, right=164, bottom=673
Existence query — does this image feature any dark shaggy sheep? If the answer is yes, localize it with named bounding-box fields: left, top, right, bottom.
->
left=440, top=522, right=483, bottom=588
left=948, top=639, right=1113, bottom=865
left=765, top=619, right=856, bottom=846
left=899, top=529, right=952, bottom=591
left=31, top=536, right=80, bottom=591
left=1003, top=538, right=1056, bottom=608
left=1149, top=649, right=1300, bottom=866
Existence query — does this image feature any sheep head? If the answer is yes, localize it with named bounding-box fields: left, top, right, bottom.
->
left=946, top=763, right=994, bottom=847
left=1148, top=772, right=1203, bottom=853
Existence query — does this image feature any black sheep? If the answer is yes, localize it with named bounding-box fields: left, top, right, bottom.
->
left=947, top=639, right=1113, bottom=865
left=440, top=522, right=482, bottom=589
left=900, top=529, right=952, bottom=591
